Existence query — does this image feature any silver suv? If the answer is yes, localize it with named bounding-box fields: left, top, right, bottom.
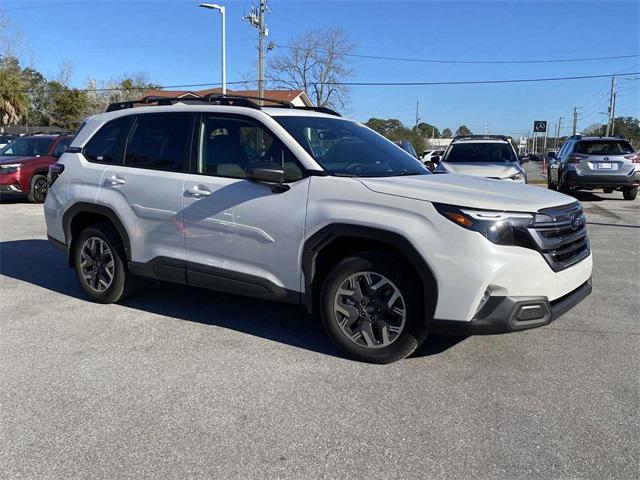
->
left=548, top=135, right=639, bottom=200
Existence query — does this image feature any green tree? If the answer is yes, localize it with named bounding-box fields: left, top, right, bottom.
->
left=48, top=81, right=88, bottom=130
left=442, top=128, right=453, bottom=138
left=416, top=122, right=440, bottom=139
left=455, top=125, right=473, bottom=136
left=584, top=117, right=640, bottom=147
left=0, top=56, right=28, bottom=131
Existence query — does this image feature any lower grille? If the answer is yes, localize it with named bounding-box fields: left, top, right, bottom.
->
left=528, top=202, right=590, bottom=272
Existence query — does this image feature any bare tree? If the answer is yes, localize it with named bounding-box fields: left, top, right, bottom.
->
left=266, top=28, right=354, bottom=110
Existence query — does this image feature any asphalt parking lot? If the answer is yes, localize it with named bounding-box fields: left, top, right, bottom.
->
left=1, top=192, right=638, bottom=479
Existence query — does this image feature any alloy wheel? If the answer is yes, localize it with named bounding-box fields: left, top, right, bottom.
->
left=79, top=237, right=115, bottom=292
left=33, top=177, right=48, bottom=202
left=333, top=271, right=406, bottom=349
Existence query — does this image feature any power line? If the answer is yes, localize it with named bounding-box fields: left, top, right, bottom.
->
left=275, top=44, right=640, bottom=65
left=8, top=80, right=254, bottom=94
left=314, top=71, right=640, bottom=87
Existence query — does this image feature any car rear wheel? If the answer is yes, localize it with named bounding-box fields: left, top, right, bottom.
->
left=27, top=174, right=48, bottom=203
left=623, top=186, right=638, bottom=200
left=320, top=252, right=428, bottom=364
left=73, top=223, right=137, bottom=303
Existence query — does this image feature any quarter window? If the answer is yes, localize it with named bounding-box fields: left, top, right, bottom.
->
left=124, top=114, right=191, bottom=172
left=84, top=117, right=132, bottom=164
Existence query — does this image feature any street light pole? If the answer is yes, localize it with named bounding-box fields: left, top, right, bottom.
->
left=199, top=3, right=226, bottom=94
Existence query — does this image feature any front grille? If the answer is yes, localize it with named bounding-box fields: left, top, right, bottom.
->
left=527, top=202, right=590, bottom=272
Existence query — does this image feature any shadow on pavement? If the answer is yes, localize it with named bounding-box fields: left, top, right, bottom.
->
left=0, top=238, right=465, bottom=360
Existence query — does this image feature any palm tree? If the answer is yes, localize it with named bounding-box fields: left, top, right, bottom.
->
left=0, top=64, right=28, bottom=133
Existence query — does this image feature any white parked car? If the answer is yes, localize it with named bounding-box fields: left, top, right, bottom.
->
left=44, top=96, right=592, bottom=363
left=435, top=135, right=528, bottom=183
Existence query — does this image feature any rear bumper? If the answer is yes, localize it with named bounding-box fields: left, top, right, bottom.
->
left=568, top=170, right=640, bottom=189
left=428, top=278, right=592, bottom=335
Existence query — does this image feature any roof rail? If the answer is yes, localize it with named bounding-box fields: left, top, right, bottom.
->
left=105, top=93, right=341, bottom=116
left=452, top=134, right=511, bottom=142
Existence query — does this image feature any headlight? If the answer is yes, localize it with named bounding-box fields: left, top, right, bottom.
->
left=507, top=172, right=525, bottom=182
left=0, top=163, right=22, bottom=174
left=434, top=203, right=536, bottom=247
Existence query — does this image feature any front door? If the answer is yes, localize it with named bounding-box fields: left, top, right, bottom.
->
left=182, top=114, right=309, bottom=297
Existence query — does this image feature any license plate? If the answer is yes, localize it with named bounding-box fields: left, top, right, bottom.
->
left=598, top=162, right=612, bottom=169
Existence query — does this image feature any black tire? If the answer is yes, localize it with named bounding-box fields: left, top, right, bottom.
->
left=27, top=174, right=48, bottom=203
left=603, top=188, right=614, bottom=194
left=623, top=186, right=638, bottom=200
left=320, top=252, right=428, bottom=364
left=73, top=223, right=137, bottom=303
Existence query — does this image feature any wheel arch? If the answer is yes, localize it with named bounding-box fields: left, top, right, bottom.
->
left=302, top=224, right=438, bottom=320
left=62, top=203, right=131, bottom=267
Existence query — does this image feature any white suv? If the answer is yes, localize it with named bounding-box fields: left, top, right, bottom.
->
left=44, top=96, right=593, bottom=363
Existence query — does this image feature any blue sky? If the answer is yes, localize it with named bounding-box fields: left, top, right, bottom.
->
left=5, top=0, right=639, bottom=137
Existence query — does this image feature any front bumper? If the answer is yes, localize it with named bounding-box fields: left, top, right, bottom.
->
left=429, top=278, right=592, bottom=335
left=567, top=170, right=640, bottom=189
left=0, top=172, right=25, bottom=194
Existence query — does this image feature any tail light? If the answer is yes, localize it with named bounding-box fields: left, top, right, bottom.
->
left=624, top=153, right=640, bottom=164
left=47, top=163, right=65, bottom=187
left=568, top=154, right=588, bottom=164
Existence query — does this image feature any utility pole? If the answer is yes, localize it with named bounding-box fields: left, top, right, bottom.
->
left=415, top=101, right=420, bottom=132
left=572, top=107, right=578, bottom=135
left=243, top=0, right=268, bottom=104
left=610, top=91, right=617, bottom=135
left=556, top=116, right=563, bottom=149
left=606, top=75, right=616, bottom=136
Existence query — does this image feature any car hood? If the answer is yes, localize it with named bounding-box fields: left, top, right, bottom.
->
left=358, top=174, right=573, bottom=212
left=0, top=155, right=35, bottom=164
left=439, top=162, right=522, bottom=178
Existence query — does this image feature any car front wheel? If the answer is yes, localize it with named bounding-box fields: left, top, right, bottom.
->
left=320, top=253, right=428, bottom=363
left=27, top=174, right=48, bottom=203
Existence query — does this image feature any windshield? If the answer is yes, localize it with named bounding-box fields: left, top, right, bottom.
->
left=575, top=140, right=634, bottom=155
left=274, top=116, right=429, bottom=177
left=444, top=142, right=517, bottom=163
left=0, top=137, right=54, bottom=157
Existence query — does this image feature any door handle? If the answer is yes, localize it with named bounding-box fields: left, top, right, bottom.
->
left=106, top=175, right=126, bottom=186
left=186, top=186, right=211, bottom=197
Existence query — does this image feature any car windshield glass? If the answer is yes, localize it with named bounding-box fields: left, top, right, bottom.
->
left=575, top=140, right=634, bottom=155
left=444, top=142, right=517, bottom=163
left=273, top=116, right=429, bottom=177
left=0, top=137, right=54, bottom=156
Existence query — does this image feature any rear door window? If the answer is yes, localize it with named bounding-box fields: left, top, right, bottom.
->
left=124, top=114, right=191, bottom=172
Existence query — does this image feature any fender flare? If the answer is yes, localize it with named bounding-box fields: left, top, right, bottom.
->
left=301, top=223, right=438, bottom=318
left=62, top=202, right=131, bottom=263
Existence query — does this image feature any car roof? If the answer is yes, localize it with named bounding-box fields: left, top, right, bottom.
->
left=576, top=136, right=629, bottom=141
left=451, top=138, right=510, bottom=144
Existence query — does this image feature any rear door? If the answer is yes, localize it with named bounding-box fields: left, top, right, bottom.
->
left=97, top=113, right=192, bottom=277
left=182, top=113, right=309, bottom=297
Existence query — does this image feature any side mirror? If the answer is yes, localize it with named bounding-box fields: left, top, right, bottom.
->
left=431, top=155, right=440, bottom=164
left=547, top=151, right=557, bottom=159
left=246, top=163, right=289, bottom=192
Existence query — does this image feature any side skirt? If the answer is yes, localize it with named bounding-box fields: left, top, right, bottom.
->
left=128, top=257, right=302, bottom=305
